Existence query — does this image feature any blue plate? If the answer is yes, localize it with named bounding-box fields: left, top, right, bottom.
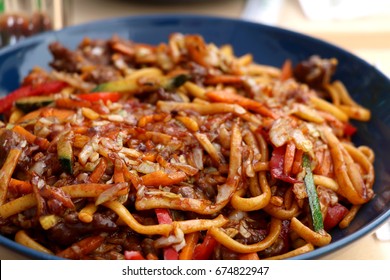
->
left=0, top=14, right=389, bottom=260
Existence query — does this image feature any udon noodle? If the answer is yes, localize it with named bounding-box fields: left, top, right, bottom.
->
left=0, top=33, right=374, bottom=260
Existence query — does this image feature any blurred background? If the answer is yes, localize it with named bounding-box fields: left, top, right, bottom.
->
left=0, top=0, right=389, bottom=259
left=1, top=0, right=390, bottom=76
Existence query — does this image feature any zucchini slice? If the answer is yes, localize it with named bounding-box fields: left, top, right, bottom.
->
left=93, top=73, right=190, bottom=93
left=302, top=153, right=324, bottom=232
left=161, top=74, right=190, bottom=91
left=57, top=131, right=74, bottom=174
left=15, top=96, right=54, bottom=112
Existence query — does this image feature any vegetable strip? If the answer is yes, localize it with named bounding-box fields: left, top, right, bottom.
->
left=302, top=153, right=324, bottom=232
left=0, top=149, right=22, bottom=205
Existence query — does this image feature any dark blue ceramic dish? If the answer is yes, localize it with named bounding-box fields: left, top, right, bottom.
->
left=0, top=14, right=389, bottom=260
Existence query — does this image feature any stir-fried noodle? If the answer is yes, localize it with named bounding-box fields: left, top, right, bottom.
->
left=0, top=34, right=374, bottom=260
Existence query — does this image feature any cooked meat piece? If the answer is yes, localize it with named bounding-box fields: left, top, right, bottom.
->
left=49, top=40, right=122, bottom=84
left=49, top=42, right=87, bottom=73
left=294, top=55, right=337, bottom=88
left=81, top=64, right=122, bottom=84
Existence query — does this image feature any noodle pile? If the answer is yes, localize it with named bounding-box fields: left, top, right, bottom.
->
left=0, top=33, right=374, bottom=260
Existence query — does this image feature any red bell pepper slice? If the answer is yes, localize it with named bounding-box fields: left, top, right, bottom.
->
left=270, top=145, right=300, bottom=183
left=124, top=250, right=146, bottom=260
left=193, top=234, right=217, bottom=260
left=155, top=208, right=174, bottom=224
left=343, top=122, right=357, bottom=137
left=77, top=92, right=121, bottom=103
left=323, top=203, right=349, bottom=231
left=155, top=208, right=179, bottom=260
left=162, top=247, right=180, bottom=260
left=0, top=80, right=68, bottom=113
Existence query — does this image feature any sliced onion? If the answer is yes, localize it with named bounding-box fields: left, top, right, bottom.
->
left=192, top=147, right=204, bottom=170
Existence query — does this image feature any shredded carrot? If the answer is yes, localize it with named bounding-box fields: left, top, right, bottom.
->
left=280, top=59, right=293, bottom=81
left=142, top=152, right=157, bottom=162
left=40, top=108, right=75, bottom=120
left=141, top=170, right=187, bottom=187
left=204, top=75, right=242, bottom=85
left=89, top=158, right=107, bottom=183
left=284, top=142, right=296, bottom=176
left=291, top=149, right=304, bottom=175
left=56, top=235, right=105, bottom=259
left=72, top=126, right=89, bottom=134
left=12, top=125, right=37, bottom=145
left=114, top=159, right=125, bottom=183
left=17, top=107, right=75, bottom=123
left=9, top=178, right=33, bottom=194
left=313, top=149, right=333, bottom=177
left=14, top=124, right=50, bottom=149
left=55, top=98, right=92, bottom=109
left=123, top=167, right=141, bottom=190
left=179, top=232, right=200, bottom=260
left=0, top=149, right=22, bottom=205
left=206, top=90, right=278, bottom=119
